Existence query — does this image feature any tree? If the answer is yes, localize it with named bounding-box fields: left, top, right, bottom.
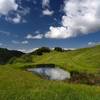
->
left=33, top=47, right=51, bottom=55
left=54, top=47, right=63, bottom=52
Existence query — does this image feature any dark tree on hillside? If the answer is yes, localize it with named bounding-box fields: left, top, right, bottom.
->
left=54, top=47, right=63, bottom=52
left=32, top=47, right=51, bottom=55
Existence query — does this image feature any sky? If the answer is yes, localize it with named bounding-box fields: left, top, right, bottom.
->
left=0, top=0, right=100, bottom=52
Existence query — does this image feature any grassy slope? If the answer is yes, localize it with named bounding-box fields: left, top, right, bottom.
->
left=0, top=65, right=100, bottom=100
left=0, top=45, right=100, bottom=100
left=31, top=45, right=100, bottom=74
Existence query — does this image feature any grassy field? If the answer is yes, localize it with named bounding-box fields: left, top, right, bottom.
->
left=14, top=45, right=100, bottom=74
left=0, top=45, right=100, bottom=100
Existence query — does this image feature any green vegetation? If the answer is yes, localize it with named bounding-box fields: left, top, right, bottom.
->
left=54, top=47, right=64, bottom=52
left=0, top=45, right=100, bottom=100
left=13, top=45, right=100, bottom=74
left=31, top=47, right=51, bottom=55
left=0, top=48, right=24, bottom=64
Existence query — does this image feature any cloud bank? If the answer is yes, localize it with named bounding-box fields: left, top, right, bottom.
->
left=45, top=0, right=100, bottom=39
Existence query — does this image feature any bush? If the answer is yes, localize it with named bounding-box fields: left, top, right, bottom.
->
left=54, top=47, right=63, bottom=52
left=33, top=47, right=51, bottom=55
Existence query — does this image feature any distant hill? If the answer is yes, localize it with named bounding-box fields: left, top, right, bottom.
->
left=0, top=48, right=24, bottom=64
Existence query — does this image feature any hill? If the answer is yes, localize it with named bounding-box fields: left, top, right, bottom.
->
left=12, top=45, right=100, bottom=74
left=0, top=45, right=100, bottom=100
left=0, top=48, right=24, bottom=64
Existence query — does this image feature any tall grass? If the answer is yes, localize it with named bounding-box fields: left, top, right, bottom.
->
left=0, top=65, right=100, bottom=100
left=0, top=45, right=100, bottom=100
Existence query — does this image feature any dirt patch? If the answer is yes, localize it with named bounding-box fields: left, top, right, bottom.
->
left=67, top=71, right=100, bottom=85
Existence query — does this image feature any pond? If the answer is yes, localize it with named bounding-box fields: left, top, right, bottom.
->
left=27, top=66, right=71, bottom=80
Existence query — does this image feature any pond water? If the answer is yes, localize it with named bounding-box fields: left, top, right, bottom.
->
left=27, top=67, right=71, bottom=80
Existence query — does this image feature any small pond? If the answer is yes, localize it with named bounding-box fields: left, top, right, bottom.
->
left=27, top=64, right=71, bottom=80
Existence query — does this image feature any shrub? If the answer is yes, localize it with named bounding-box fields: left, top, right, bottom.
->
left=33, top=47, right=51, bottom=55
left=54, top=47, right=63, bottom=52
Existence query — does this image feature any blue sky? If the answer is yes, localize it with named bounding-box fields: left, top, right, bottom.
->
left=0, top=0, right=100, bottom=52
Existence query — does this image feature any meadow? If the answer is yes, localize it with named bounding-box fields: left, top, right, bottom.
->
left=0, top=45, right=100, bottom=100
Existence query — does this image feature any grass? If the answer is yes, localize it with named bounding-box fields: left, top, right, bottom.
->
left=0, top=45, right=100, bottom=100
left=29, top=45, right=100, bottom=74
left=0, top=65, right=100, bottom=100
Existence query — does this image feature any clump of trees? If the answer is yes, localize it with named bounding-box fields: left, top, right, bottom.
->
left=32, top=47, right=51, bottom=55
left=54, top=47, right=64, bottom=52
left=32, top=47, right=65, bottom=55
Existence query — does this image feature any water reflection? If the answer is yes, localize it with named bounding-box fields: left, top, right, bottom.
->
left=27, top=67, right=71, bottom=80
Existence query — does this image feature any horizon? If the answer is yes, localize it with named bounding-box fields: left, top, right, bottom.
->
left=0, top=0, right=100, bottom=51
left=1, top=44, right=100, bottom=53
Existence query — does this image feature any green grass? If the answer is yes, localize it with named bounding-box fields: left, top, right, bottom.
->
left=29, top=45, right=100, bottom=74
left=0, top=45, right=100, bottom=100
left=0, top=65, right=100, bottom=100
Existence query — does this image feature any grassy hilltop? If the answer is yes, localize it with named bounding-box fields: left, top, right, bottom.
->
left=0, top=45, right=100, bottom=100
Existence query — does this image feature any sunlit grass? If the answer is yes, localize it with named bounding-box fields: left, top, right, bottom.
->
left=0, top=45, right=100, bottom=100
left=0, top=65, right=100, bottom=100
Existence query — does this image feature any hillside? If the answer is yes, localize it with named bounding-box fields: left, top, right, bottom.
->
left=0, top=45, right=100, bottom=100
left=13, top=45, right=100, bottom=74
left=0, top=48, right=24, bottom=64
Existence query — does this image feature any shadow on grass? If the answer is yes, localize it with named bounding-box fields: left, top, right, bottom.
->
left=20, top=63, right=56, bottom=70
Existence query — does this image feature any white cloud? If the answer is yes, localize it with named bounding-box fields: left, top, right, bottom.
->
left=42, top=0, right=50, bottom=8
left=63, top=48, right=76, bottom=50
left=5, top=7, right=30, bottom=24
left=45, top=0, right=100, bottom=39
left=12, top=40, right=19, bottom=44
left=26, top=48, right=39, bottom=53
left=45, top=26, right=69, bottom=39
left=22, top=19, right=27, bottom=23
left=12, top=14, right=21, bottom=23
left=35, top=30, right=40, bottom=34
left=0, top=0, right=18, bottom=15
left=17, top=7, right=30, bottom=16
left=42, top=9, right=54, bottom=16
left=12, top=40, right=29, bottom=44
left=9, top=14, right=21, bottom=24
left=17, top=49, right=27, bottom=53
left=0, top=0, right=30, bottom=24
left=21, top=40, right=28, bottom=44
left=42, top=0, right=54, bottom=16
left=26, top=34, right=43, bottom=39
left=18, top=48, right=39, bottom=53
left=0, top=30, right=11, bottom=35
left=88, top=41, right=100, bottom=46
